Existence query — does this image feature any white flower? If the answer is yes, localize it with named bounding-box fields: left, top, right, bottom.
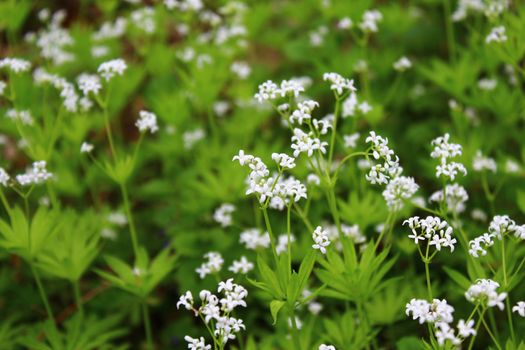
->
left=213, top=101, right=230, bottom=117
left=6, top=109, right=34, bottom=126
left=16, top=161, right=53, bottom=186
left=213, top=203, right=235, bottom=227
left=342, top=93, right=358, bottom=118
left=343, top=133, right=360, bottom=148
left=358, top=101, right=372, bottom=114
left=504, top=159, right=520, bottom=174
left=131, top=7, right=156, bottom=33
left=291, top=128, right=328, bottom=158
left=365, top=131, right=402, bottom=185
left=80, top=142, right=94, bottom=153
left=319, top=345, right=336, bottom=350
left=228, top=256, right=254, bottom=274
left=359, top=10, right=382, bottom=33
left=271, top=153, right=296, bottom=169
left=136, top=110, right=159, bottom=133
left=406, top=298, right=455, bottom=324
left=289, top=100, right=319, bottom=125
left=472, top=150, right=497, bottom=172
left=457, top=319, right=476, bottom=338
left=382, top=176, right=419, bottom=211
left=230, top=61, right=251, bottom=79
left=486, top=26, right=507, bottom=43
left=183, top=129, right=205, bottom=149
left=323, top=72, right=356, bottom=96
left=196, top=252, right=224, bottom=279
left=239, top=228, right=270, bottom=250
left=0, top=168, right=10, bottom=187
left=478, top=78, right=497, bottom=91
left=429, top=184, right=468, bottom=214
left=184, top=336, right=211, bottom=350
left=465, top=279, right=507, bottom=310
left=512, top=301, right=525, bottom=317
left=403, top=216, right=456, bottom=252
left=276, top=233, right=295, bottom=255
left=337, top=17, right=353, bottom=30
left=431, top=134, right=466, bottom=180
left=312, top=226, right=330, bottom=254
left=279, top=79, right=305, bottom=98
left=254, top=80, right=279, bottom=103
left=76, top=74, right=101, bottom=96
left=108, top=211, right=127, bottom=226
left=0, top=81, right=6, bottom=96
left=393, top=56, right=412, bottom=72
left=97, top=58, right=127, bottom=81
left=0, top=58, right=31, bottom=73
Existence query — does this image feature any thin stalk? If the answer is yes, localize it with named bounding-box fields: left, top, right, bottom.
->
left=289, top=310, right=302, bottom=350
left=73, top=280, right=84, bottom=319
left=120, top=183, right=140, bottom=258
left=443, top=0, right=456, bottom=62
left=142, top=302, right=154, bottom=350
left=31, top=264, right=55, bottom=324
left=261, top=207, right=279, bottom=266
left=327, top=97, right=341, bottom=170
left=286, top=204, right=292, bottom=278
left=501, top=239, right=515, bottom=341
left=467, top=308, right=485, bottom=350
left=424, top=243, right=432, bottom=299
left=480, top=312, right=502, bottom=350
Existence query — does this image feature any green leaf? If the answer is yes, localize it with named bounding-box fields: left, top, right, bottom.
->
left=270, top=300, right=285, bottom=325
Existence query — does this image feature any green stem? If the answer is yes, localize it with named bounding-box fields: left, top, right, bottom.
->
left=261, top=206, right=279, bottom=266
left=289, top=310, right=302, bottom=350
left=443, top=0, right=456, bottom=62
left=327, top=97, right=341, bottom=171
left=286, top=204, right=292, bottom=278
left=142, top=302, right=154, bottom=350
left=480, top=311, right=502, bottom=350
left=73, top=280, right=84, bottom=319
left=467, top=308, right=485, bottom=350
left=120, top=183, right=140, bottom=258
left=31, top=264, right=55, bottom=325
left=424, top=243, right=432, bottom=300
left=501, top=239, right=515, bottom=341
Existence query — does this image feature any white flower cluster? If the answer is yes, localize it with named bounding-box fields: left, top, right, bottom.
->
left=233, top=150, right=306, bottom=207
left=393, top=56, right=412, bottom=72
left=29, top=10, right=74, bottom=66
left=254, top=79, right=305, bottom=103
left=276, top=233, right=295, bottom=255
left=404, top=216, right=456, bottom=252
left=213, top=203, right=235, bottom=227
left=365, top=131, right=402, bottom=185
left=486, top=26, right=507, bottom=43
left=382, top=176, right=419, bottom=211
left=430, top=133, right=467, bottom=180
left=77, top=74, right=101, bottom=96
left=465, top=279, right=507, bottom=310
left=183, top=129, right=205, bottom=149
left=33, top=68, right=84, bottom=113
left=429, top=183, right=469, bottom=214
left=230, top=61, right=251, bottom=79
left=472, top=150, right=497, bottom=172
left=469, top=215, right=523, bottom=257
left=291, top=128, right=328, bottom=158
left=177, top=279, right=247, bottom=346
left=0, top=168, right=10, bottom=187
left=196, top=252, right=224, bottom=279
left=97, top=58, right=128, bottom=81
left=6, top=109, right=34, bottom=126
left=312, top=226, right=331, bottom=254
left=359, top=10, right=382, bottom=33
left=239, top=228, right=270, bottom=250
left=81, top=142, right=94, bottom=154
left=92, top=17, right=128, bottom=41
left=322, top=72, right=356, bottom=96
left=342, top=93, right=372, bottom=118
left=452, top=0, right=509, bottom=22
left=0, top=81, right=6, bottom=96
left=271, top=153, right=296, bottom=169
left=289, top=100, right=319, bottom=125
left=131, top=7, right=156, bottom=34
left=136, top=110, right=159, bottom=134
left=406, top=298, right=475, bottom=346
left=0, top=57, right=31, bottom=73
left=326, top=223, right=366, bottom=250
left=184, top=336, right=210, bottom=350
left=15, top=161, right=53, bottom=186
left=228, top=256, right=253, bottom=274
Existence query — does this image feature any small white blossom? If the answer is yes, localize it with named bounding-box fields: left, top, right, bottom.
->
left=80, top=142, right=94, bottom=153
left=486, top=26, right=507, bottom=43
left=323, top=72, right=356, bottom=96
left=213, top=203, right=235, bottom=227
left=77, top=74, right=101, bottom=96
left=312, top=226, right=330, bottom=254
left=97, top=58, right=127, bottom=81
left=359, top=10, right=382, bottom=33
left=465, top=279, right=507, bottom=310
left=0, top=168, right=10, bottom=187
left=0, top=58, right=31, bottom=73
left=136, top=110, right=159, bottom=134
left=228, top=256, right=254, bottom=274
left=16, top=161, right=53, bottom=186
left=343, top=133, right=360, bottom=148
left=472, top=150, right=497, bottom=172
left=272, top=153, right=296, bottom=169
left=512, top=301, right=525, bottom=317
left=393, top=56, right=412, bottom=72
left=196, top=252, right=224, bottom=279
